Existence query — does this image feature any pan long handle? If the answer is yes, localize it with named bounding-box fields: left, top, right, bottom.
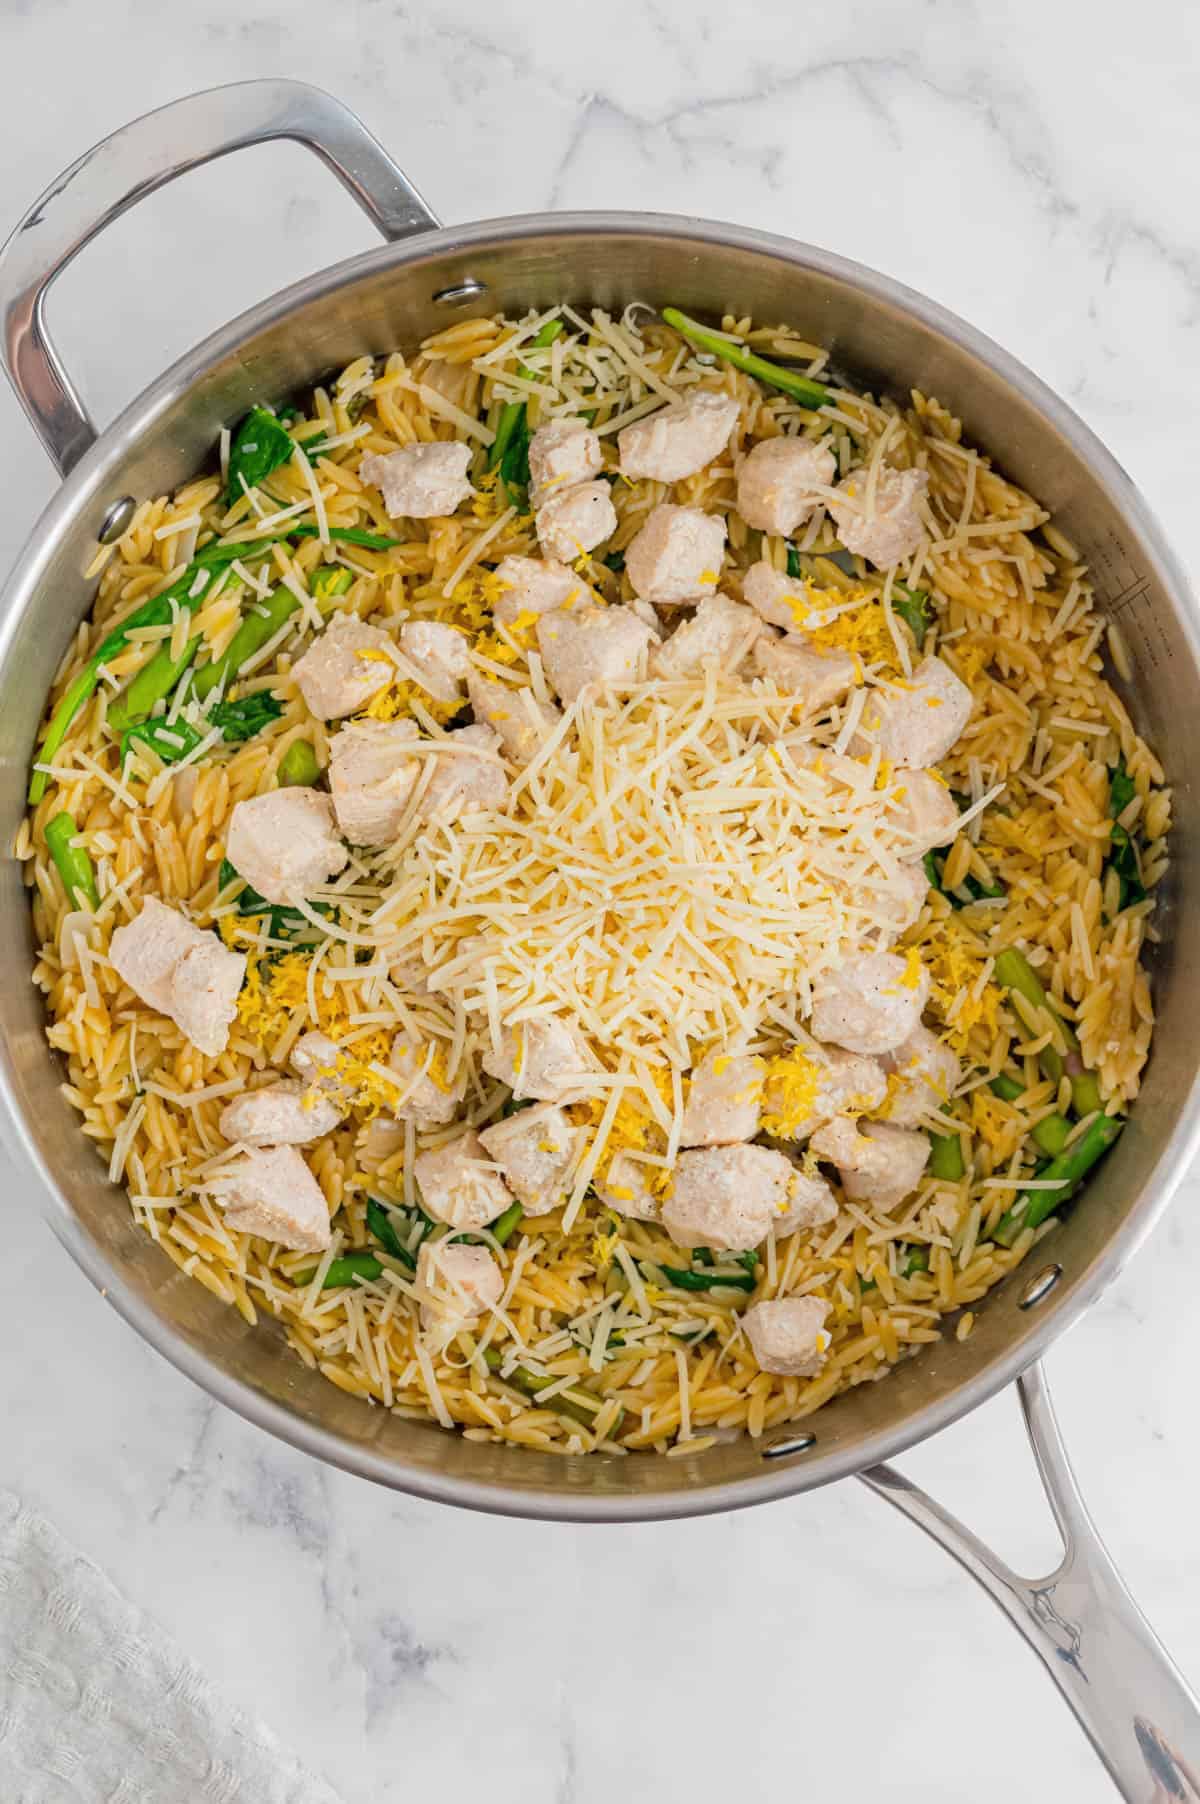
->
left=861, top=1364, right=1200, bottom=1800
left=0, top=79, right=441, bottom=476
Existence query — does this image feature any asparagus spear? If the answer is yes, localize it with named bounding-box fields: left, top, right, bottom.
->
left=658, top=1263, right=757, bottom=1294
left=44, top=813, right=99, bottom=909
left=928, top=1131, right=965, bottom=1181
left=191, top=589, right=300, bottom=701
left=212, top=525, right=404, bottom=559
left=107, top=638, right=202, bottom=732
left=93, top=512, right=385, bottom=753
left=490, top=1201, right=525, bottom=1246
left=991, top=1115, right=1124, bottom=1247
left=294, top=1252, right=384, bottom=1288
left=992, top=947, right=1103, bottom=1117
left=289, top=525, right=403, bottom=551
left=481, top=1347, right=613, bottom=1432
left=988, top=1073, right=1072, bottom=1157
left=661, top=308, right=829, bottom=409
left=278, top=739, right=321, bottom=787
left=28, top=545, right=254, bottom=803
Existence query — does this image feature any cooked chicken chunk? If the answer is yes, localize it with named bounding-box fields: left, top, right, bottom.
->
left=225, top=788, right=347, bottom=906
left=594, top=1152, right=662, bottom=1223
left=479, top=1103, right=581, bottom=1215
left=617, top=389, right=739, bottom=483
left=810, top=950, right=930, bottom=1056
left=662, top=1144, right=795, bottom=1252
left=736, top=437, right=836, bottom=536
left=795, top=745, right=872, bottom=795
left=417, top=1240, right=504, bottom=1338
left=399, top=620, right=471, bottom=702
left=292, top=616, right=398, bottom=721
left=651, top=595, right=761, bottom=681
left=863, top=861, right=930, bottom=941
left=290, top=1030, right=343, bottom=1091
left=491, top=556, right=584, bottom=630
left=680, top=1051, right=765, bottom=1147
left=774, top=1170, right=839, bottom=1239
left=208, top=1145, right=330, bottom=1252
left=743, top=1296, right=830, bottom=1377
left=827, top=462, right=928, bottom=569
left=625, top=504, right=726, bottom=607
left=858, top=656, right=973, bottom=769
left=810, top=1117, right=930, bottom=1211
left=413, top=1128, right=515, bottom=1231
left=482, top=1016, right=596, bottom=1103
left=387, top=1034, right=467, bottom=1130
left=174, top=952, right=255, bottom=1069
left=466, top=670, right=561, bottom=764
left=527, top=418, right=603, bottom=505
left=887, top=769, right=960, bottom=858
left=416, top=722, right=509, bottom=821
left=328, top=719, right=421, bottom=845
left=218, top=1080, right=342, bottom=1146
left=882, top=1024, right=961, bottom=1128
left=537, top=603, right=655, bottom=704
left=763, top=1043, right=888, bottom=1141
left=109, top=896, right=245, bottom=1057
left=627, top=596, right=665, bottom=636
left=753, top=632, right=857, bottom=713
left=535, top=480, right=617, bottom=563
left=359, top=441, right=473, bottom=519
left=742, top=561, right=836, bottom=633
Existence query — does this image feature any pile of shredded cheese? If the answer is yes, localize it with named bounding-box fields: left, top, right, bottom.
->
left=238, top=627, right=959, bottom=1211
left=387, top=668, right=918, bottom=1058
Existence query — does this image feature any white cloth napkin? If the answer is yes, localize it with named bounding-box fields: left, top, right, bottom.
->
left=0, top=1490, right=345, bottom=1803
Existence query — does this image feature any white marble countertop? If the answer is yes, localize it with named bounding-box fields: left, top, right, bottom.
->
left=2, top=4, right=1198, bottom=1798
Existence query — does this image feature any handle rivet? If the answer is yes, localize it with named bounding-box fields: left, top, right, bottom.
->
left=1019, top=1263, right=1062, bottom=1310
left=763, top=1432, right=816, bottom=1460
left=97, top=496, right=136, bottom=544
left=433, top=279, right=487, bottom=306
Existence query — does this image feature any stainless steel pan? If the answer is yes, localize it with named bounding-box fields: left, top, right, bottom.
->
left=2, top=80, right=1198, bottom=1798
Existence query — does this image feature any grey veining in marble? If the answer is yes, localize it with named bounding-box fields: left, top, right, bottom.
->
left=1, top=3, right=1198, bottom=1798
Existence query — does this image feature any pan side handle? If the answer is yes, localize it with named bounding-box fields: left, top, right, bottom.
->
left=0, top=80, right=440, bottom=476
left=862, top=1364, right=1200, bottom=1801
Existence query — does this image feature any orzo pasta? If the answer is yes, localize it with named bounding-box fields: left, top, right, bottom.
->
left=21, top=301, right=1167, bottom=1455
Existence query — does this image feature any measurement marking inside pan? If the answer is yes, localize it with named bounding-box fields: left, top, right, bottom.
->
left=1107, top=578, right=1152, bottom=619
